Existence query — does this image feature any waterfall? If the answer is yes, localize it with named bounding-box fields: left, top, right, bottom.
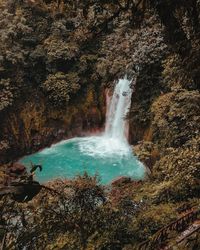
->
left=20, top=76, right=146, bottom=183
left=77, top=76, right=134, bottom=157
left=105, top=77, right=133, bottom=142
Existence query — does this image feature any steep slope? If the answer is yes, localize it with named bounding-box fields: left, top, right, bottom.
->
left=0, top=0, right=199, bottom=249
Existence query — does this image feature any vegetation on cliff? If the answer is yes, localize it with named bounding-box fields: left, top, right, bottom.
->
left=0, top=0, right=200, bottom=249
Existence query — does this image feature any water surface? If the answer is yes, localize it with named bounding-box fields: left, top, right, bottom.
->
left=20, top=136, right=146, bottom=184
left=20, top=77, right=146, bottom=184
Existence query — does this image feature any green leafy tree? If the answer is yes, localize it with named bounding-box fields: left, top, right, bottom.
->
left=42, top=72, right=80, bottom=106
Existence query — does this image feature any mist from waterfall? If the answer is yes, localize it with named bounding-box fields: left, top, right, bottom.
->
left=78, top=76, right=133, bottom=157
left=20, top=76, right=146, bottom=184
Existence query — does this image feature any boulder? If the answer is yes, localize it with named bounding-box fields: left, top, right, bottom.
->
left=10, top=163, right=26, bottom=176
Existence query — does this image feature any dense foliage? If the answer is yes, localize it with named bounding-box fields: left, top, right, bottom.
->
left=0, top=0, right=200, bottom=249
left=42, top=72, right=80, bottom=106
left=1, top=175, right=143, bottom=249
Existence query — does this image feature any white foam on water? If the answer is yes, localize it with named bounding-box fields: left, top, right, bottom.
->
left=32, top=76, right=145, bottom=177
left=20, top=77, right=146, bottom=183
left=78, top=135, right=131, bottom=158
left=78, top=76, right=133, bottom=158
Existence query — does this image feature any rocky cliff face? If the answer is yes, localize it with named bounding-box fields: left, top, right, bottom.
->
left=0, top=86, right=105, bottom=163
left=0, top=0, right=199, bottom=168
left=0, top=0, right=166, bottom=163
left=0, top=0, right=199, bottom=174
left=0, top=0, right=200, bottom=249
left=0, top=0, right=109, bottom=163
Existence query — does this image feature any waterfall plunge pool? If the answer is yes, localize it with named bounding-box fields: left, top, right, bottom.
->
left=20, top=135, right=146, bottom=184
left=20, top=77, right=146, bottom=184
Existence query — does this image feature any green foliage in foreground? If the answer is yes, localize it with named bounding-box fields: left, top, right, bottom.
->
left=0, top=174, right=137, bottom=250
left=1, top=173, right=199, bottom=250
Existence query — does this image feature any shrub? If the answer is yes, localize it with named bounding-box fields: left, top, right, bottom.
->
left=153, top=138, right=200, bottom=201
left=151, top=90, right=200, bottom=148
left=44, top=37, right=79, bottom=64
left=2, top=174, right=135, bottom=249
left=42, top=72, right=80, bottom=106
left=0, top=79, right=14, bottom=111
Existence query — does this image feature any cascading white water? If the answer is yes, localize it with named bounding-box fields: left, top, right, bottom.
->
left=78, top=76, right=134, bottom=157
left=20, top=76, right=146, bottom=184
left=105, top=77, right=133, bottom=141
